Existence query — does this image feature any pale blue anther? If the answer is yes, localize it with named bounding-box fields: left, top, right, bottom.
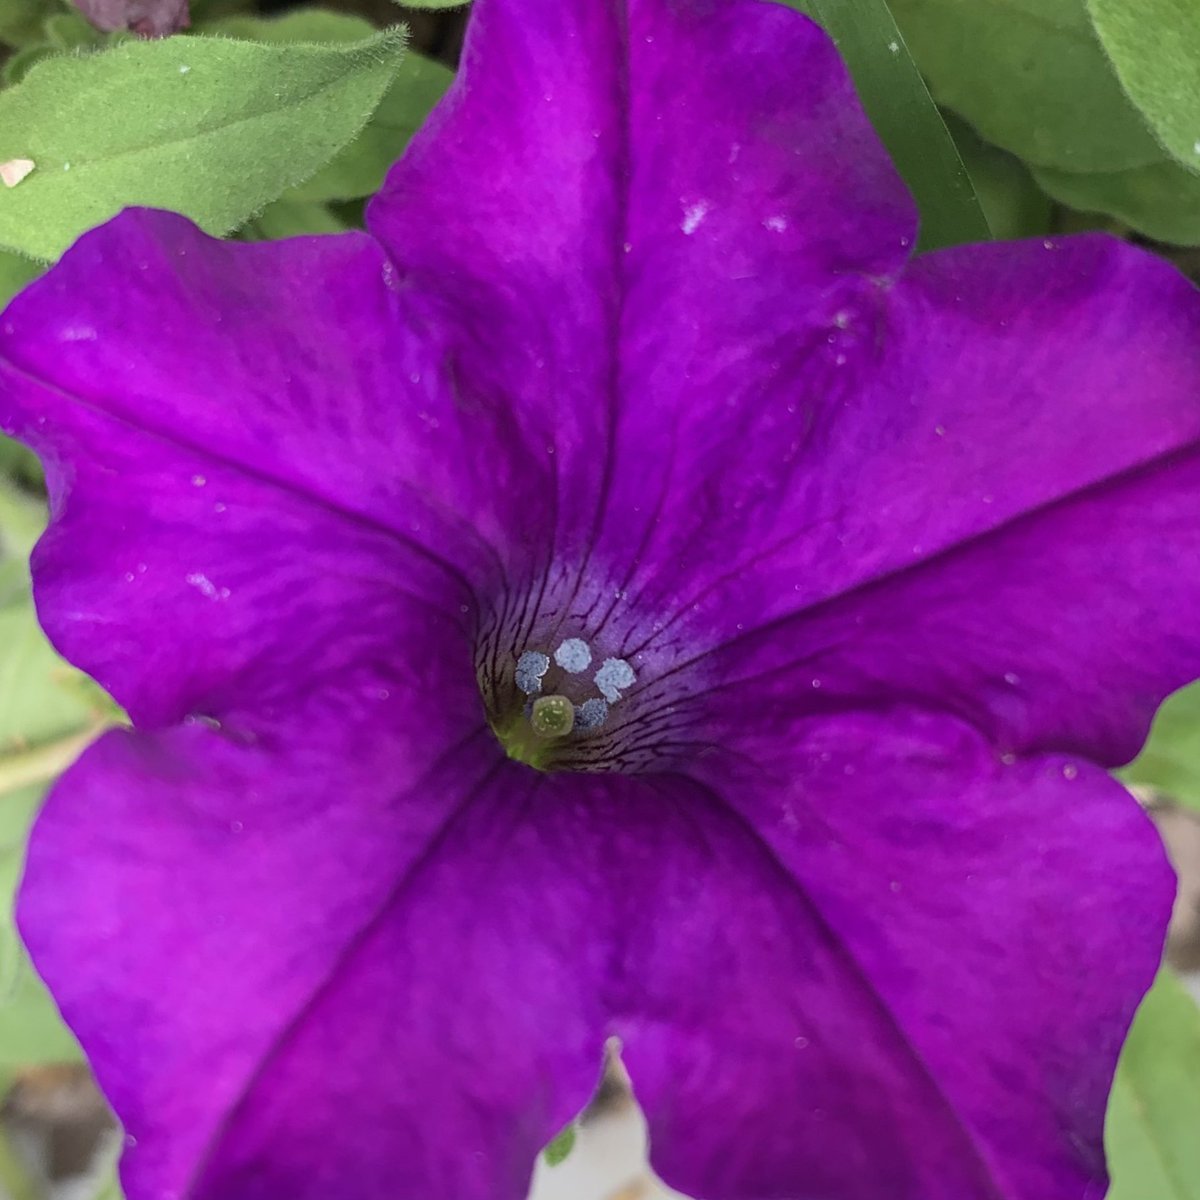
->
left=554, top=637, right=592, bottom=674
left=594, top=657, right=635, bottom=703
left=515, top=650, right=550, bottom=695
left=576, top=698, right=609, bottom=731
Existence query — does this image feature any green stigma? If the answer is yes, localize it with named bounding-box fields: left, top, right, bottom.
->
left=531, top=694, right=575, bottom=738
left=491, top=694, right=576, bottom=771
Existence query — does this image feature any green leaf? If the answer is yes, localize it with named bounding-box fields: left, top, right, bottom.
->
left=0, top=475, right=45, bottom=600
left=290, top=51, right=452, bottom=201
left=392, top=0, right=466, bottom=8
left=1087, top=0, right=1200, bottom=175
left=0, top=247, right=41, bottom=305
left=42, top=9, right=102, bottom=48
left=889, top=0, right=1162, bottom=174
left=0, top=28, right=408, bottom=261
left=943, top=113, right=1052, bottom=241
left=0, top=610, right=104, bottom=757
left=1033, top=158, right=1200, bottom=245
left=1, top=41, right=56, bottom=86
left=0, top=777, right=83, bottom=1074
left=1107, top=971, right=1200, bottom=1200
left=542, top=1122, right=577, bottom=1167
left=1123, top=681, right=1200, bottom=812
left=202, top=10, right=453, bottom=203
left=199, top=7, right=375, bottom=42
left=0, top=523, right=113, bottom=1100
left=0, top=0, right=50, bottom=47
left=778, top=0, right=989, bottom=250
left=241, top=196, right=347, bottom=239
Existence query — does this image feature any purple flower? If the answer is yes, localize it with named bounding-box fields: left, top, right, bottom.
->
left=1, top=0, right=1198, bottom=1196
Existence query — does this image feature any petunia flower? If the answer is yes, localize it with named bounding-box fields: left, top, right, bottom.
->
left=1, top=0, right=1198, bottom=1196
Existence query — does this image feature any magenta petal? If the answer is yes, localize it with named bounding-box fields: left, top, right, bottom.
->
left=25, top=712, right=1161, bottom=1200
left=369, top=0, right=915, bottom=557
left=17, top=716, right=542, bottom=1200
left=644, top=709, right=1173, bottom=1200
left=695, top=235, right=1200, bottom=764
left=0, top=211, right=577, bottom=724
left=608, top=230, right=1200, bottom=640
left=0, top=0, right=1193, bottom=1196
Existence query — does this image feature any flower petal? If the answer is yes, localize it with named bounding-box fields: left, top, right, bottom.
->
left=0, top=209, right=561, bottom=722
left=24, top=709, right=1168, bottom=1199
left=18, top=711, right=532, bottom=1200
left=690, top=237, right=1200, bottom=764
left=636, top=708, right=1171, bottom=1200
left=368, top=0, right=915, bottom=559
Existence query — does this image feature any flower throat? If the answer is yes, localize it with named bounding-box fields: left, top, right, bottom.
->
left=485, top=635, right=637, bottom=772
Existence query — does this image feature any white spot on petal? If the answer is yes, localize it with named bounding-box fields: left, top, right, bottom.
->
left=58, top=324, right=97, bottom=342
left=763, top=215, right=788, bottom=233
left=185, top=572, right=226, bottom=600
left=681, top=201, right=710, bottom=235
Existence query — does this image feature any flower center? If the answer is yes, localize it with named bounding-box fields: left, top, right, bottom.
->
left=482, top=634, right=640, bottom=772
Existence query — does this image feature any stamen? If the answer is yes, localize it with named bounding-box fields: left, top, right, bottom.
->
left=554, top=637, right=592, bottom=674
left=594, top=657, right=636, bottom=703
left=576, top=698, right=608, bottom=731
left=516, top=650, right=550, bottom=695
left=531, top=694, right=575, bottom=738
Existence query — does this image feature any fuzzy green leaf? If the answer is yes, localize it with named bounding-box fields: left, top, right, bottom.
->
left=1, top=41, right=55, bottom=86
left=1087, top=0, right=1200, bottom=175
left=0, top=28, right=407, bottom=261
left=291, top=51, right=451, bottom=201
left=203, top=10, right=453, bottom=203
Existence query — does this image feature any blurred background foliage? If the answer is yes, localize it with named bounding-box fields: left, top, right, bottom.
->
left=0, top=0, right=1198, bottom=1196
